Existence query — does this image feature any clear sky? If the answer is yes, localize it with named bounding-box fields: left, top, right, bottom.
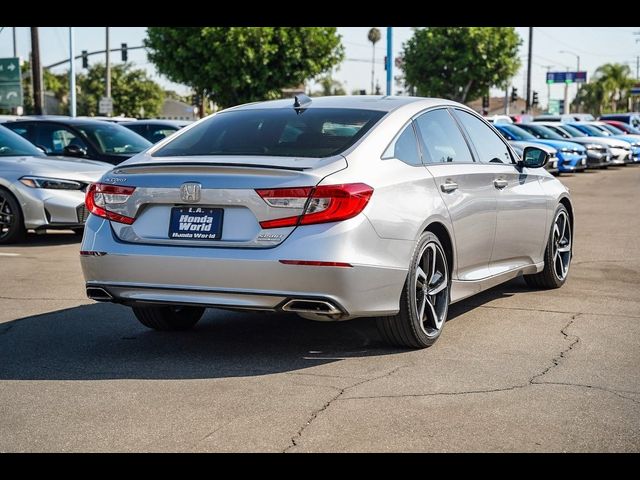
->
left=1, top=26, right=639, bottom=109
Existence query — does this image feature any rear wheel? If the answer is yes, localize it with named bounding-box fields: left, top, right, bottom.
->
left=524, top=204, right=572, bottom=289
left=132, top=305, right=205, bottom=331
left=377, top=231, right=450, bottom=349
left=0, top=189, right=26, bottom=244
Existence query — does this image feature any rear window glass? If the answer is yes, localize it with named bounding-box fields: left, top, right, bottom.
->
left=152, top=108, right=386, bottom=158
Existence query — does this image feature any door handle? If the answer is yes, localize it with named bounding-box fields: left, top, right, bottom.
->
left=494, top=179, right=508, bottom=189
left=440, top=181, right=458, bottom=193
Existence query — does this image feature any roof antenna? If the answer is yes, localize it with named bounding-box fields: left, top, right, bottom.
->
left=293, top=94, right=312, bottom=114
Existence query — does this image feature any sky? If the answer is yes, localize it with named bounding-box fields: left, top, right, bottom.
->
left=1, top=26, right=639, bottom=109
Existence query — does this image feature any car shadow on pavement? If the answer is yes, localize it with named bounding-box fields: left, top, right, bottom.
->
left=5, top=231, right=82, bottom=247
left=0, top=278, right=526, bottom=382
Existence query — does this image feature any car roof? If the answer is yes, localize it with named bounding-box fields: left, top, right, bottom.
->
left=7, top=117, right=123, bottom=127
left=224, top=95, right=461, bottom=113
left=122, top=119, right=192, bottom=127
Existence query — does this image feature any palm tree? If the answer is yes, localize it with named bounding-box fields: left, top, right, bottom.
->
left=368, top=28, right=381, bottom=95
left=595, top=63, right=634, bottom=112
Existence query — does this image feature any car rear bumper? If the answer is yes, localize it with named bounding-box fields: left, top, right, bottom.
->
left=80, top=215, right=412, bottom=319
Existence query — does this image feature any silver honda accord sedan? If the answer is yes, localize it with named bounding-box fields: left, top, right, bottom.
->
left=0, top=125, right=111, bottom=244
left=80, top=96, right=574, bottom=348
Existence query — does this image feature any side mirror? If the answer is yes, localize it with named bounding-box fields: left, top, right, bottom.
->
left=63, top=144, right=87, bottom=157
left=518, top=146, right=549, bottom=169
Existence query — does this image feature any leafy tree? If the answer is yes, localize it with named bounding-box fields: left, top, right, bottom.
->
left=4, top=61, right=69, bottom=115
left=573, top=63, right=635, bottom=115
left=400, top=27, right=521, bottom=103
left=77, top=63, right=164, bottom=117
left=312, top=75, right=346, bottom=96
left=144, top=27, right=345, bottom=109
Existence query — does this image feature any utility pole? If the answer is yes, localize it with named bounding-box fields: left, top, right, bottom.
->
left=69, top=27, right=76, bottom=117
left=30, top=27, right=43, bottom=115
left=105, top=26, right=111, bottom=115
left=504, top=85, right=509, bottom=115
left=386, top=27, right=393, bottom=96
left=636, top=56, right=639, bottom=80
left=12, top=27, right=17, bottom=56
left=525, top=27, right=533, bottom=113
left=563, top=67, right=570, bottom=115
left=559, top=51, right=580, bottom=114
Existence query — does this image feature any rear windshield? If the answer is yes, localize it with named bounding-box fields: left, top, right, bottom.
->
left=152, top=108, right=386, bottom=158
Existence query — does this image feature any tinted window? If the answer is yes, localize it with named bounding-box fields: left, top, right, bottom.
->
left=148, top=127, right=179, bottom=143
left=455, top=110, right=513, bottom=164
left=32, top=124, right=89, bottom=155
left=382, top=123, right=422, bottom=166
left=414, top=109, right=473, bottom=164
left=495, top=124, right=536, bottom=141
left=124, top=124, right=146, bottom=135
left=570, top=124, right=606, bottom=137
left=4, top=123, right=33, bottom=142
left=153, top=108, right=386, bottom=158
left=519, top=124, right=565, bottom=140
left=76, top=123, right=151, bottom=154
left=0, top=125, right=45, bottom=157
left=552, top=124, right=583, bottom=138
left=598, top=124, right=625, bottom=135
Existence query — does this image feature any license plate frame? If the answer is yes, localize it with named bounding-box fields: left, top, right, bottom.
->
left=168, top=206, right=223, bottom=240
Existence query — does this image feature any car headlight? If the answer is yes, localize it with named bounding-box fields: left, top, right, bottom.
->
left=560, top=148, right=570, bottom=153
left=19, top=176, right=84, bottom=190
left=585, top=144, right=601, bottom=150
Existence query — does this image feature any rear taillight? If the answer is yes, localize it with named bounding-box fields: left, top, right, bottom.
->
left=85, top=183, right=136, bottom=225
left=256, top=183, right=373, bottom=229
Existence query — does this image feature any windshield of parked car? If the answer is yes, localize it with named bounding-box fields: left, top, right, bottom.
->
left=152, top=108, right=387, bottom=158
left=556, top=124, right=585, bottom=137
left=519, top=124, right=565, bottom=140
left=0, top=125, right=46, bottom=157
left=571, top=124, right=606, bottom=137
left=76, top=123, right=151, bottom=154
left=598, top=124, right=626, bottom=135
left=617, top=123, right=640, bottom=134
left=496, top=124, right=536, bottom=141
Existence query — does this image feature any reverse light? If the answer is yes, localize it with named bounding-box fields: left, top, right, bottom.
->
left=85, top=183, right=136, bottom=224
left=256, top=183, right=373, bottom=229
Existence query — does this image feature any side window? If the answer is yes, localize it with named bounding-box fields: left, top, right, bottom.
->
left=149, top=127, right=177, bottom=143
left=414, top=109, right=474, bottom=164
left=454, top=110, right=513, bottom=164
left=381, top=122, right=422, bottom=166
left=34, top=124, right=88, bottom=155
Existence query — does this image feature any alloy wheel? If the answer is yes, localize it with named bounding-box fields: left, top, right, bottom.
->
left=552, top=210, right=572, bottom=281
left=0, top=192, right=16, bottom=241
left=415, top=241, right=449, bottom=337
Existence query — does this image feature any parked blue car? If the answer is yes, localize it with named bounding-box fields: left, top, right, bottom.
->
left=494, top=124, right=587, bottom=173
left=566, top=123, right=640, bottom=163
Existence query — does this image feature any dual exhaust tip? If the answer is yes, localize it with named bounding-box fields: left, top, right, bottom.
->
left=86, top=286, right=341, bottom=316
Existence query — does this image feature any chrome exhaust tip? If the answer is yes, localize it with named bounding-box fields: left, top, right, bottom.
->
left=86, top=286, right=113, bottom=302
left=281, top=299, right=341, bottom=315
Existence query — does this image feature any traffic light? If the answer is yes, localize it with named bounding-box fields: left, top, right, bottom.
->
left=81, top=50, right=88, bottom=69
left=510, top=88, right=518, bottom=103
left=482, top=95, right=489, bottom=109
left=532, top=91, right=539, bottom=107
left=121, top=43, right=128, bottom=62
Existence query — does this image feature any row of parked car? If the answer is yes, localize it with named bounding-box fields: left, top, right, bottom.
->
left=1, top=109, right=639, bottom=245
left=487, top=113, right=640, bottom=174
left=0, top=115, right=192, bottom=243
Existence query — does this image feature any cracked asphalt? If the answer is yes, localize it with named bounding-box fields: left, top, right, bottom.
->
left=0, top=166, right=639, bottom=452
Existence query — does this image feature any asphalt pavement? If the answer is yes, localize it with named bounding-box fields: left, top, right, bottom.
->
left=1, top=166, right=639, bottom=452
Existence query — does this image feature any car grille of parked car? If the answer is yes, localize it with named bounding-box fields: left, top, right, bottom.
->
left=76, top=204, right=90, bottom=224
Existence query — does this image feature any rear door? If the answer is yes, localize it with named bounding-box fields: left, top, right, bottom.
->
left=415, top=108, right=497, bottom=281
left=452, top=109, right=548, bottom=274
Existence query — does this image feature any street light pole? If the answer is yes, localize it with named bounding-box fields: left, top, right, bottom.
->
left=542, top=65, right=554, bottom=112
left=12, top=27, right=17, bottom=57
left=386, top=27, right=393, bottom=96
left=69, top=27, right=76, bottom=117
left=105, top=26, right=111, bottom=116
left=559, top=50, right=580, bottom=114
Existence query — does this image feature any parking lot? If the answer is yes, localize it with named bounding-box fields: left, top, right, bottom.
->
left=0, top=166, right=639, bottom=452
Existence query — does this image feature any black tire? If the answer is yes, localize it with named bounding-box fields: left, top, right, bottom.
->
left=0, top=188, right=26, bottom=245
left=377, top=231, right=450, bottom=349
left=132, top=305, right=205, bottom=331
left=525, top=204, right=572, bottom=289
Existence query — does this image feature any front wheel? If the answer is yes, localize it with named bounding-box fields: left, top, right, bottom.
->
left=0, top=189, right=26, bottom=245
left=132, top=305, right=205, bottom=331
left=377, top=231, right=450, bottom=349
left=525, top=204, right=572, bottom=289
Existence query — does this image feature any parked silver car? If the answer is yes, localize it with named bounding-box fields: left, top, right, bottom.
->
left=80, top=96, right=573, bottom=348
left=0, top=125, right=111, bottom=243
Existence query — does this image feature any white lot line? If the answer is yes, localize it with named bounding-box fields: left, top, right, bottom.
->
left=0, top=253, right=20, bottom=256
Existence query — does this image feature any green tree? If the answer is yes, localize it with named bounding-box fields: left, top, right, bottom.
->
left=572, top=63, right=635, bottom=115
left=9, top=61, right=69, bottom=115
left=77, top=63, right=164, bottom=118
left=312, top=75, right=347, bottom=96
left=144, top=27, right=345, bottom=109
left=400, top=27, right=521, bottom=103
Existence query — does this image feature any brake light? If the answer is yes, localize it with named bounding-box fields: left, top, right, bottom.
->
left=256, top=183, right=373, bottom=229
left=85, top=183, right=136, bottom=225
